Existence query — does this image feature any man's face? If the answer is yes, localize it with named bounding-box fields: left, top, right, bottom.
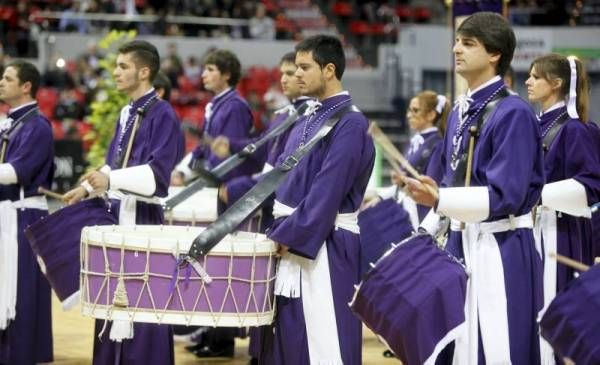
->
left=113, top=53, right=142, bottom=94
left=202, top=64, right=229, bottom=94
left=294, top=51, right=326, bottom=98
left=0, top=66, right=28, bottom=105
left=453, top=35, right=498, bottom=79
left=280, top=61, right=301, bottom=99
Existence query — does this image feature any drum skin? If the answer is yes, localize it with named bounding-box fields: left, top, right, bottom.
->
left=350, top=233, right=468, bottom=365
left=80, top=225, right=277, bottom=327
left=25, top=198, right=117, bottom=304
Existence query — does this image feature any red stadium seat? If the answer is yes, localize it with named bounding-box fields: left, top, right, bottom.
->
left=37, top=87, right=59, bottom=119
left=332, top=2, right=353, bottom=17
left=349, top=20, right=371, bottom=36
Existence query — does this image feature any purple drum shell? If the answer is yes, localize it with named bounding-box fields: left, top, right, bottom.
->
left=350, top=233, right=467, bottom=364
left=25, top=198, right=117, bottom=302
left=82, top=241, right=276, bottom=327
left=540, top=264, right=600, bottom=364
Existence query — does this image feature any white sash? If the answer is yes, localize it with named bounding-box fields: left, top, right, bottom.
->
left=451, top=213, right=533, bottom=365
left=0, top=195, right=48, bottom=329
left=272, top=200, right=358, bottom=365
left=107, top=190, right=161, bottom=225
left=533, top=207, right=558, bottom=365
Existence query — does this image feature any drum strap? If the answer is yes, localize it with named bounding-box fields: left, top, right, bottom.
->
left=187, top=104, right=353, bottom=259
left=164, top=101, right=311, bottom=211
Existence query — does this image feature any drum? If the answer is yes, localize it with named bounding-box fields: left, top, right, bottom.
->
left=358, top=198, right=413, bottom=277
left=80, top=225, right=277, bottom=327
left=25, top=197, right=117, bottom=310
left=350, top=233, right=468, bottom=365
left=540, top=264, right=600, bottom=364
left=162, top=186, right=218, bottom=226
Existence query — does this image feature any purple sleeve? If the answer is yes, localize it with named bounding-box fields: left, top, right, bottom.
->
left=147, top=103, right=185, bottom=196
left=563, top=122, right=600, bottom=204
left=485, top=103, right=543, bottom=216
left=9, top=119, right=53, bottom=186
left=224, top=175, right=258, bottom=206
left=425, top=139, right=444, bottom=184
left=268, top=118, right=371, bottom=259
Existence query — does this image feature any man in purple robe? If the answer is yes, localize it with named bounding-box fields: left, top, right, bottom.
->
left=172, top=49, right=260, bottom=190
left=0, top=60, right=54, bottom=365
left=407, top=12, right=544, bottom=364
left=64, top=40, right=184, bottom=365
left=172, top=49, right=260, bottom=359
left=260, top=35, right=375, bottom=365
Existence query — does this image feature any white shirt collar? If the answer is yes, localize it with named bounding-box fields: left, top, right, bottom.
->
left=541, top=101, right=566, bottom=116
left=418, top=127, right=438, bottom=135
left=320, top=90, right=350, bottom=102
left=467, top=76, right=501, bottom=97
left=213, top=87, right=232, bottom=100
left=9, top=101, right=37, bottom=115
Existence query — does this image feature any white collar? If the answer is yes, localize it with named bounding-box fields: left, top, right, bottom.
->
left=541, top=101, right=566, bottom=116
left=418, top=127, right=438, bottom=135
left=130, top=87, right=155, bottom=104
left=9, top=100, right=37, bottom=115
left=213, top=87, right=232, bottom=100
left=319, top=90, right=350, bottom=102
left=467, top=76, right=501, bottom=97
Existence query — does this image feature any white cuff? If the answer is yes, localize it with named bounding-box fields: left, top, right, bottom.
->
left=437, top=186, right=490, bottom=223
left=109, top=164, right=156, bottom=196
left=419, top=209, right=441, bottom=235
left=175, top=153, right=199, bottom=182
left=542, top=178, right=592, bottom=218
left=0, top=163, right=17, bottom=184
left=376, top=185, right=397, bottom=200
left=99, top=164, right=111, bottom=175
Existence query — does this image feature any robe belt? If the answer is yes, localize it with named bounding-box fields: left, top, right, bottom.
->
left=272, top=199, right=347, bottom=364
left=534, top=207, right=559, bottom=365
left=0, top=194, right=48, bottom=329
left=451, top=212, right=532, bottom=365
left=107, top=190, right=161, bottom=225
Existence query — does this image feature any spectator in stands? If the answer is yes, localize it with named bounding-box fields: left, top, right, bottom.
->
left=183, top=56, right=202, bottom=85
left=249, top=3, right=275, bottom=40
left=59, top=0, right=90, bottom=33
left=161, top=42, right=183, bottom=87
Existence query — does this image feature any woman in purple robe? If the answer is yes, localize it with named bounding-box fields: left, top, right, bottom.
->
left=64, top=40, right=184, bottom=365
left=407, top=13, right=544, bottom=364
left=260, top=35, right=375, bottom=365
left=526, top=53, right=600, bottom=364
left=0, top=60, right=54, bottom=365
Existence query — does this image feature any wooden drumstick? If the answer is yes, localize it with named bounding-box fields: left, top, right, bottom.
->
left=369, top=122, right=439, bottom=199
left=38, top=187, right=64, bottom=200
left=550, top=252, right=590, bottom=272
left=460, top=125, right=478, bottom=230
left=121, top=112, right=142, bottom=169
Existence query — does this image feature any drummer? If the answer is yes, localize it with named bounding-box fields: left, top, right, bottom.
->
left=63, top=40, right=184, bottom=365
left=260, top=35, right=375, bottom=365
left=171, top=49, right=261, bottom=358
left=406, top=12, right=544, bottom=364
left=0, top=60, right=54, bottom=365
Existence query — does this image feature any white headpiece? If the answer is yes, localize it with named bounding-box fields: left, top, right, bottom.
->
left=435, top=94, right=447, bottom=114
left=566, top=56, right=579, bottom=119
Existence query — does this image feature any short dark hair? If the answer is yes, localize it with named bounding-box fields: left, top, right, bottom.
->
left=280, top=52, right=296, bottom=66
left=118, top=40, right=160, bottom=82
left=203, top=49, right=242, bottom=87
left=153, top=71, right=172, bottom=101
left=295, top=35, right=346, bottom=80
left=457, top=12, right=515, bottom=77
left=6, top=60, right=40, bottom=98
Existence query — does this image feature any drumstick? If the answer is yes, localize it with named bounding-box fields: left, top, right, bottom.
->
left=38, top=187, right=64, bottom=200
left=460, top=125, right=478, bottom=230
left=550, top=252, right=590, bottom=272
left=369, top=122, right=438, bottom=199
left=121, top=112, right=141, bottom=169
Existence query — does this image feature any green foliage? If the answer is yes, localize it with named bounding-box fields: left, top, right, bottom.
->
left=84, top=30, right=137, bottom=170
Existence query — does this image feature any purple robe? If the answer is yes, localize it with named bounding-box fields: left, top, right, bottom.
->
left=539, top=106, right=600, bottom=290
left=261, top=93, right=375, bottom=365
left=92, top=90, right=184, bottom=365
left=190, top=89, right=261, bottom=183
left=440, top=79, right=544, bottom=364
left=586, top=121, right=600, bottom=262
left=0, top=103, right=54, bottom=365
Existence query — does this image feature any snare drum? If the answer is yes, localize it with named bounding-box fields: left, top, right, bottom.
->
left=162, top=186, right=218, bottom=226
left=350, top=233, right=468, bottom=365
left=80, top=225, right=277, bottom=327
left=25, top=198, right=117, bottom=310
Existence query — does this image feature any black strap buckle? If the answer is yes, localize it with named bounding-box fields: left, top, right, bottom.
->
left=281, top=155, right=299, bottom=171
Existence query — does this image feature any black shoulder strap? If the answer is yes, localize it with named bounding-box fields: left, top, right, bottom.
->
left=114, top=97, right=159, bottom=169
left=473, top=88, right=512, bottom=139
left=187, top=105, right=353, bottom=259
left=542, top=114, right=569, bottom=152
